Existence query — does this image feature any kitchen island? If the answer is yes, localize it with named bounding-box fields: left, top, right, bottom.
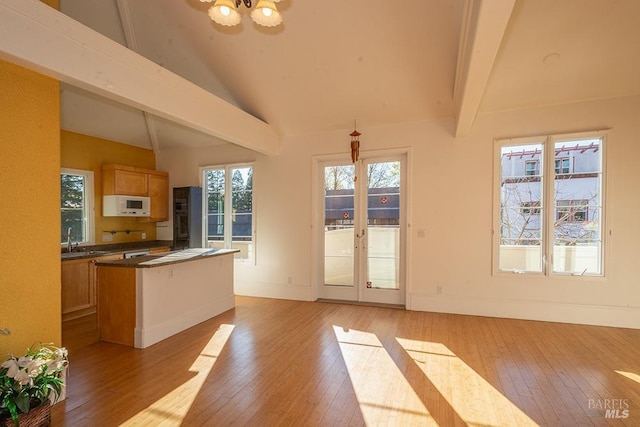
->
left=95, top=248, right=238, bottom=348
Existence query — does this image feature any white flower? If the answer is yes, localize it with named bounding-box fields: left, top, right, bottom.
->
left=1, top=358, right=19, bottom=378
left=17, top=355, right=45, bottom=378
left=45, top=358, right=66, bottom=372
left=13, top=369, right=32, bottom=386
left=54, top=347, right=68, bottom=359
left=1, top=343, right=69, bottom=403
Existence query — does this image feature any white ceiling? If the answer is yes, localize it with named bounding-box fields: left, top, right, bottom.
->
left=55, top=0, right=640, bottom=151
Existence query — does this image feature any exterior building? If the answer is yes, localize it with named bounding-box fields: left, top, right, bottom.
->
left=499, top=139, right=603, bottom=274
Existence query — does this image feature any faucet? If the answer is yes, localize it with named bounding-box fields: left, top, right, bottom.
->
left=67, top=227, right=73, bottom=253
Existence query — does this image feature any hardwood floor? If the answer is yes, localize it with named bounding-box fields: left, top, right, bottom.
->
left=52, top=296, right=640, bottom=426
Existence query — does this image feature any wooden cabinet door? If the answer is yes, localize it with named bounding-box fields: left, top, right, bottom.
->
left=113, top=169, right=148, bottom=196
left=146, top=173, right=169, bottom=221
left=149, top=247, right=171, bottom=254
left=61, top=258, right=92, bottom=317
left=102, top=165, right=148, bottom=196
left=62, top=254, right=123, bottom=321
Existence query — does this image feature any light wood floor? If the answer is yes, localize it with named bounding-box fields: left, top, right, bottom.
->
left=53, top=296, right=640, bottom=426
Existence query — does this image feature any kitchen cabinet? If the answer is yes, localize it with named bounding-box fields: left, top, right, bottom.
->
left=141, top=171, right=169, bottom=222
left=102, top=164, right=148, bottom=196
left=102, top=164, right=169, bottom=221
left=149, top=247, right=170, bottom=254
left=62, top=254, right=122, bottom=321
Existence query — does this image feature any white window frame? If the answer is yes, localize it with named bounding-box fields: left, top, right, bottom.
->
left=200, top=163, right=255, bottom=264
left=60, top=168, right=95, bottom=247
left=493, top=130, right=609, bottom=277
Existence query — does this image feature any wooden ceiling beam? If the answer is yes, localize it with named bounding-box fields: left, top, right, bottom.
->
left=0, top=0, right=280, bottom=155
left=453, top=0, right=516, bottom=138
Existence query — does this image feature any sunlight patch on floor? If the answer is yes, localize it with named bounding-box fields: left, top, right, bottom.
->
left=333, top=325, right=436, bottom=426
left=616, top=370, right=640, bottom=384
left=397, top=337, right=539, bottom=427
left=121, top=324, right=235, bottom=426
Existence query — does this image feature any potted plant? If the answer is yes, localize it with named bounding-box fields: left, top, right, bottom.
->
left=0, top=343, right=68, bottom=427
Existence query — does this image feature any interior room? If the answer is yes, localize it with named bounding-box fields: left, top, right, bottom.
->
left=1, top=0, right=639, bottom=425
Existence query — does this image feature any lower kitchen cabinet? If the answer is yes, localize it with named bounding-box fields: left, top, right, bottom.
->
left=61, top=254, right=122, bottom=321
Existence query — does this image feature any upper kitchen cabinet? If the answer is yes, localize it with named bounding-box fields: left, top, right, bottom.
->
left=102, top=164, right=148, bottom=196
left=102, top=164, right=169, bottom=222
left=143, top=171, right=169, bottom=222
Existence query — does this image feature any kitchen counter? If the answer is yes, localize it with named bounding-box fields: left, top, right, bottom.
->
left=96, top=247, right=238, bottom=348
left=61, top=240, right=173, bottom=261
left=94, top=248, right=238, bottom=268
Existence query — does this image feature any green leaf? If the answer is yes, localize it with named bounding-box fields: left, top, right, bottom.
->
left=14, top=394, right=30, bottom=414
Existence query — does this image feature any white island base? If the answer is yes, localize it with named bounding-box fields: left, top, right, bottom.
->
left=97, top=249, right=237, bottom=349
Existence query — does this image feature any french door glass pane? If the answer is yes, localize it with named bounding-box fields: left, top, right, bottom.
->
left=553, top=138, right=602, bottom=274
left=366, top=162, right=400, bottom=289
left=205, top=169, right=225, bottom=249
left=324, top=165, right=355, bottom=286
left=499, top=143, right=544, bottom=272
left=231, top=167, right=253, bottom=259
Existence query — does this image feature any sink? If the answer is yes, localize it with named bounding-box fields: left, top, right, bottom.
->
left=61, top=250, right=109, bottom=260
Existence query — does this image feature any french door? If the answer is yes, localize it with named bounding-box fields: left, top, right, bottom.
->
left=317, top=154, right=406, bottom=305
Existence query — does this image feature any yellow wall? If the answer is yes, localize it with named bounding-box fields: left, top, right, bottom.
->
left=61, top=130, right=158, bottom=244
left=0, top=57, right=61, bottom=353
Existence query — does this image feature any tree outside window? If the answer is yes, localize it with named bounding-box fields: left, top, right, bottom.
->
left=203, top=165, right=253, bottom=260
left=60, top=169, right=94, bottom=245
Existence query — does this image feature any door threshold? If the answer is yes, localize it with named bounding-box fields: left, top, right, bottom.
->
left=316, top=298, right=405, bottom=310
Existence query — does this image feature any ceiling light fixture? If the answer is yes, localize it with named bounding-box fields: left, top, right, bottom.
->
left=200, top=0, right=284, bottom=28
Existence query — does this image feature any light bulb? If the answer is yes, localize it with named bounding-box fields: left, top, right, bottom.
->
left=220, top=5, right=230, bottom=16
left=250, top=0, right=282, bottom=27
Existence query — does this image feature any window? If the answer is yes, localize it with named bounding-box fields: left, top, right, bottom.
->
left=525, top=160, right=539, bottom=176
left=556, top=199, right=588, bottom=222
left=555, top=157, right=571, bottom=174
left=202, top=164, right=254, bottom=261
left=60, top=168, right=94, bottom=246
left=495, top=131, right=606, bottom=276
left=520, top=201, right=541, bottom=215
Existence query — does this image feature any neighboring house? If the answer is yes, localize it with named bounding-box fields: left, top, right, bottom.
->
left=500, top=141, right=601, bottom=245
left=499, top=140, right=602, bottom=274
left=324, top=187, right=400, bottom=230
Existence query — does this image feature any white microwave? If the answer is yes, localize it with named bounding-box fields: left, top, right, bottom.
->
left=103, top=195, right=150, bottom=217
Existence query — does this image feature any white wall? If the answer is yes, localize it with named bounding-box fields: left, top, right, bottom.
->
left=158, top=95, right=640, bottom=329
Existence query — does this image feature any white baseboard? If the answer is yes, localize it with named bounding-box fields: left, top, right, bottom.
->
left=409, top=292, right=640, bottom=329
left=234, top=280, right=314, bottom=301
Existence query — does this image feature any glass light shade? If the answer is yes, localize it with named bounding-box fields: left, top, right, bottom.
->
left=250, top=0, right=282, bottom=27
left=208, top=0, right=241, bottom=26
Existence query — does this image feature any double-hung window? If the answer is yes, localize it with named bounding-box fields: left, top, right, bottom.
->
left=202, top=164, right=254, bottom=262
left=60, top=168, right=94, bottom=246
left=494, top=131, right=607, bottom=276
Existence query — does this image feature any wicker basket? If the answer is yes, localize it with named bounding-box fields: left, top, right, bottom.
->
left=1, top=401, right=50, bottom=427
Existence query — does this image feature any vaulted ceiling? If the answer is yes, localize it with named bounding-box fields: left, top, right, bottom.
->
left=2, top=0, right=640, bottom=152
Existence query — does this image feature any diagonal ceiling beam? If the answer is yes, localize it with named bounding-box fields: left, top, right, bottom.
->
left=115, top=0, right=160, bottom=154
left=453, top=0, right=516, bottom=138
left=0, top=0, right=280, bottom=156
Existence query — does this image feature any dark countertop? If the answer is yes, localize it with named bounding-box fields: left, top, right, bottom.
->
left=61, top=240, right=173, bottom=261
left=94, top=248, right=240, bottom=268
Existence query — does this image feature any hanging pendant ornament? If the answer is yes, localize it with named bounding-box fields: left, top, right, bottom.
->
left=350, top=122, right=361, bottom=163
